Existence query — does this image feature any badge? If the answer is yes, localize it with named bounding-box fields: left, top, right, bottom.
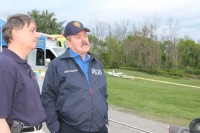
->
left=73, top=21, right=81, bottom=28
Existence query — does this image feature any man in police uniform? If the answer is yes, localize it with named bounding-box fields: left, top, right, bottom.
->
left=41, top=21, right=109, bottom=133
left=0, top=14, right=47, bottom=133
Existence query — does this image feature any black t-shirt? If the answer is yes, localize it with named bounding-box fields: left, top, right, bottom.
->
left=0, top=48, right=46, bottom=126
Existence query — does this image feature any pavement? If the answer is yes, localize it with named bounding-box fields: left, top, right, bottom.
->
left=42, top=106, right=168, bottom=133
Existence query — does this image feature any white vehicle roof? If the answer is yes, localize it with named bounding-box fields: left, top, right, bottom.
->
left=38, top=32, right=59, bottom=47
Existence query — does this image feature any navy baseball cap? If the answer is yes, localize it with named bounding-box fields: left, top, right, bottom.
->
left=64, top=21, right=90, bottom=37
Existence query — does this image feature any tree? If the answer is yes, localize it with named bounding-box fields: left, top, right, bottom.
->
left=113, top=20, right=130, bottom=41
left=28, top=9, right=65, bottom=34
left=178, top=39, right=200, bottom=69
left=161, top=18, right=179, bottom=70
left=89, top=21, right=110, bottom=65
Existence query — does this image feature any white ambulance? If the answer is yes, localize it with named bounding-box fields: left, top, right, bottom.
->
left=28, top=35, right=66, bottom=93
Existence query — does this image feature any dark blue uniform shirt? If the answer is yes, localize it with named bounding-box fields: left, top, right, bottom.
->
left=0, top=48, right=47, bottom=126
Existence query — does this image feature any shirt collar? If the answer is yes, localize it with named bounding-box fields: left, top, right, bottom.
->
left=68, top=49, right=90, bottom=61
left=2, top=48, right=26, bottom=64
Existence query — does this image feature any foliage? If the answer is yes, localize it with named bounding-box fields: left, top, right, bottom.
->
left=28, top=9, right=65, bottom=34
left=88, top=18, right=200, bottom=77
left=178, top=39, right=200, bottom=69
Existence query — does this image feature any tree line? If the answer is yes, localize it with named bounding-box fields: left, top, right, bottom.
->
left=28, top=10, right=200, bottom=78
left=88, top=19, right=200, bottom=78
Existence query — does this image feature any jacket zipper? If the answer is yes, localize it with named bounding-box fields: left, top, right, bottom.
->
left=72, top=58, right=94, bottom=131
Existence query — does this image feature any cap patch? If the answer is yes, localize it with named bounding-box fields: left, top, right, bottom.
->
left=72, top=21, right=81, bottom=28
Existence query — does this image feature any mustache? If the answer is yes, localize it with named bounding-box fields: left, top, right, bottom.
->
left=81, top=40, right=89, bottom=47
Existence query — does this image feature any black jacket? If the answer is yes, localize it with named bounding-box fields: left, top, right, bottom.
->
left=41, top=50, right=108, bottom=133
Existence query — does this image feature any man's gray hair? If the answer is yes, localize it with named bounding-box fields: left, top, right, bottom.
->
left=3, top=14, right=36, bottom=44
left=66, top=36, right=71, bottom=41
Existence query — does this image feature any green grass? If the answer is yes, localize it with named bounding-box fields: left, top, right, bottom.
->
left=105, top=69, right=200, bottom=126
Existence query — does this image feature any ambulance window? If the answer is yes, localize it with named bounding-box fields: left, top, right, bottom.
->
left=46, top=49, right=56, bottom=61
left=57, top=41, right=61, bottom=47
left=36, top=49, right=44, bottom=66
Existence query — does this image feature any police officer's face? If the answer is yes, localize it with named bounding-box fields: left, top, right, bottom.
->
left=67, top=30, right=90, bottom=57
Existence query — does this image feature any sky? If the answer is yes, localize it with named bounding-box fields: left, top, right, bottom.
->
left=1, top=0, right=200, bottom=41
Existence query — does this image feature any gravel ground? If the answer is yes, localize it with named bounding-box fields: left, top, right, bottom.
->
left=108, top=106, right=168, bottom=133
left=42, top=106, right=169, bottom=133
